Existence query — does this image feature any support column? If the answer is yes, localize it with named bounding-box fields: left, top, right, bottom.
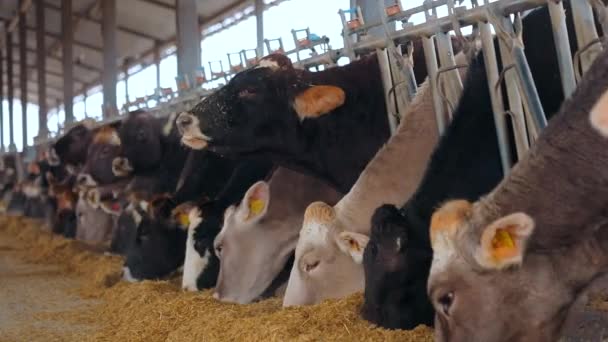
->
left=255, top=0, right=264, bottom=57
left=83, top=88, right=88, bottom=118
left=102, top=0, right=117, bottom=118
left=154, top=43, right=161, bottom=89
left=0, top=46, right=4, bottom=153
left=6, top=32, right=16, bottom=153
left=123, top=64, right=130, bottom=106
left=19, top=1, right=28, bottom=151
left=62, top=0, right=74, bottom=124
left=176, top=0, right=200, bottom=82
left=36, top=0, right=48, bottom=140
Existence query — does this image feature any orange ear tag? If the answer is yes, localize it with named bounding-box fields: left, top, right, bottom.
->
left=248, top=199, right=265, bottom=218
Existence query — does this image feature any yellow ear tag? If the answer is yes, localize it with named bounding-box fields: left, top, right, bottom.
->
left=492, top=229, right=515, bottom=249
left=178, top=213, right=190, bottom=227
left=248, top=199, right=265, bottom=217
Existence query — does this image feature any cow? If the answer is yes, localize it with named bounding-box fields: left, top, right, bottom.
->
left=181, top=158, right=274, bottom=291
left=361, top=1, right=601, bottom=330
left=176, top=53, right=389, bottom=193
left=427, top=48, right=608, bottom=342
left=114, top=110, right=189, bottom=193
left=213, top=167, right=342, bottom=304
left=50, top=119, right=96, bottom=172
left=281, top=70, right=447, bottom=306
left=77, top=122, right=126, bottom=187
left=74, top=190, right=116, bottom=244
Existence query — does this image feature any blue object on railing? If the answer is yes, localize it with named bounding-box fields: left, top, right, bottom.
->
left=309, top=33, right=321, bottom=41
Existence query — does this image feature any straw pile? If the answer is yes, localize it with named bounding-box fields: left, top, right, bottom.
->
left=0, top=216, right=436, bottom=341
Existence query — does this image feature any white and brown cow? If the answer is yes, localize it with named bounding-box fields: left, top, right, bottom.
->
left=427, top=49, right=608, bottom=342
left=282, top=72, right=450, bottom=306
left=213, top=167, right=342, bottom=304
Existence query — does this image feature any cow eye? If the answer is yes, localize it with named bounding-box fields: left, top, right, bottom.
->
left=302, top=260, right=320, bottom=273
left=437, top=292, right=455, bottom=316
left=238, top=88, right=257, bottom=99
left=214, top=243, right=223, bottom=258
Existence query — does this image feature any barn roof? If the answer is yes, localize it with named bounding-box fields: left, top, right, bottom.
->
left=0, top=0, right=275, bottom=109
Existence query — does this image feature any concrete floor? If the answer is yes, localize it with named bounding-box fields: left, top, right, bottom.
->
left=0, top=235, right=99, bottom=341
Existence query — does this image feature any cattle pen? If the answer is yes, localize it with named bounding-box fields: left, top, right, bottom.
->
left=1, top=0, right=608, bottom=341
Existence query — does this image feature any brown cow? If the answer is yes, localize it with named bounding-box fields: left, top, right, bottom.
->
left=427, top=49, right=608, bottom=342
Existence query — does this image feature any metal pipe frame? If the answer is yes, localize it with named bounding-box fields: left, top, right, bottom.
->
left=547, top=0, right=576, bottom=97
left=480, top=21, right=511, bottom=175
left=19, top=0, right=28, bottom=151
left=422, top=35, right=447, bottom=135
left=435, top=31, right=463, bottom=112
left=497, top=16, right=529, bottom=158
left=6, top=31, right=16, bottom=152
left=570, top=0, right=601, bottom=74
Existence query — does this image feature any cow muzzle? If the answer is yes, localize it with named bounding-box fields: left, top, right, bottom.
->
left=176, top=112, right=212, bottom=150
left=112, top=157, right=133, bottom=177
left=76, top=173, right=97, bottom=188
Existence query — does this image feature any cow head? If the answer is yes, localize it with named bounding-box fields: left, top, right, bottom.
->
left=78, top=124, right=124, bottom=187
left=213, top=181, right=296, bottom=303
left=52, top=121, right=95, bottom=167
left=426, top=200, right=581, bottom=342
left=116, top=110, right=164, bottom=174
left=176, top=53, right=346, bottom=155
left=283, top=202, right=367, bottom=306
left=122, top=196, right=187, bottom=282
left=361, top=205, right=434, bottom=329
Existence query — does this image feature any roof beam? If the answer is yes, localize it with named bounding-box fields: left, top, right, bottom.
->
left=44, top=1, right=164, bottom=41
left=9, top=42, right=102, bottom=73
left=139, top=0, right=175, bottom=11
left=1, top=57, right=87, bottom=83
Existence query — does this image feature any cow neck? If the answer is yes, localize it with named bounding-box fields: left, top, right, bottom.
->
left=402, top=50, right=504, bottom=243
left=295, top=54, right=390, bottom=193
left=477, top=57, right=608, bottom=250
left=259, top=252, right=295, bottom=300
left=333, top=78, right=438, bottom=235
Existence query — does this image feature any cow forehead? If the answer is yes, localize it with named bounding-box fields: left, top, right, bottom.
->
left=93, top=127, right=121, bottom=146
left=430, top=200, right=472, bottom=246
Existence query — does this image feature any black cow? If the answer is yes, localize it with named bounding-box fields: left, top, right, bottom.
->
left=77, top=122, right=125, bottom=187
left=115, top=110, right=190, bottom=192
left=176, top=54, right=389, bottom=193
left=361, top=2, right=601, bottom=330
left=51, top=121, right=95, bottom=170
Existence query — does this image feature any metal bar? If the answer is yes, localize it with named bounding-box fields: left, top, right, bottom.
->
left=512, top=44, right=547, bottom=131
left=36, top=0, right=48, bottom=140
left=353, top=0, right=547, bottom=54
left=497, top=16, right=529, bottom=158
left=255, top=0, right=264, bottom=57
left=435, top=31, right=463, bottom=113
left=62, top=0, right=74, bottom=124
left=376, top=48, right=398, bottom=134
left=570, top=0, right=601, bottom=74
left=422, top=36, right=447, bottom=135
left=102, top=0, right=118, bottom=119
left=154, top=44, right=161, bottom=90
left=6, top=31, right=16, bottom=152
left=480, top=21, right=511, bottom=175
left=547, top=0, right=576, bottom=97
left=19, top=0, right=28, bottom=150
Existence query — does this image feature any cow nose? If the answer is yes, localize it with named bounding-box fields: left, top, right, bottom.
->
left=176, top=113, right=193, bottom=132
left=77, top=174, right=87, bottom=185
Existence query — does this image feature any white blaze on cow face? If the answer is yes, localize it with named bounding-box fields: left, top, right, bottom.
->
left=112, top=157, right=133, bottom=177
left=589, top=88, right=608, bottom=137
left=177, top=112, right=212, bottom=150
left=283, top=202, right=367, bottom=307
left=182, top=207, right=208, bottom=291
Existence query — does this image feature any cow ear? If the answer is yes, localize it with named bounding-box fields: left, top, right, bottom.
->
left=590, top=89, right=608, bottom=137
left=335, top=231, right=369, bottom=264
left=293, top=85, right=346, bottom=120
left=85, top=188, right=100, bottom=209
left=237, top=181, right=270, bottom=223
left=475, top=213, right=535, bottom=270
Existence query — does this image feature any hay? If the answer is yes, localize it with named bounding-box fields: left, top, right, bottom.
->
left=0, top=216, right=434, bottom=341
